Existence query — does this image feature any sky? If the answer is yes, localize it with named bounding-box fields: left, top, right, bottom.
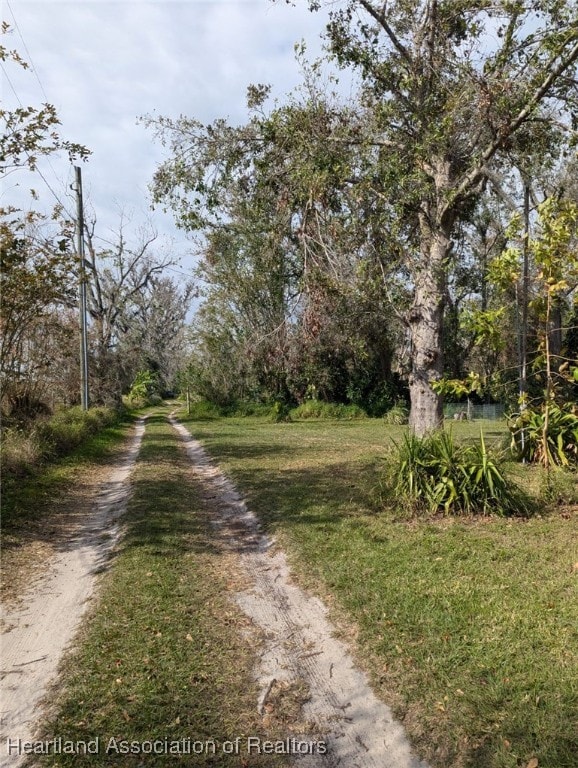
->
left=1, top=0, right=334, bottom=275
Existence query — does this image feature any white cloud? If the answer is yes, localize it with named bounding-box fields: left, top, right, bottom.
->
left=2, top=0, right=331, bottom=268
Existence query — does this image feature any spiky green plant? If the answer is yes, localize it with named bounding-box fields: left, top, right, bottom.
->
left=393, top=430, right=530, bottom=516
left=508, top=403, right=578, bottom=468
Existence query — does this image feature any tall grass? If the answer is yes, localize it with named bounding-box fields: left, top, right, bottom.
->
left=290, top=401, right=367, bottom=420
left=1, top=405, right=123, bottom=480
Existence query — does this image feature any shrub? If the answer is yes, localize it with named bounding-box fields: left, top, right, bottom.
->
left=270, top=400, right=292, bottom=423
left=1, top=405, right=120, bottom=480
left=390, top=430, right=530, bottom=516
left=33, top=406, right=119, bottom=459
left=222, top=401, right=273, bottom=418
left=290, top=401, right=367, bottom=420
left=126, top=370, right=162, bottom=407
left=383, top=402, right=409, bottom=425
left=185, top=400, right=223, bottom=420
left=0, top=428, right=41, bottom=477
left=508, top=402, right=578, bottom=468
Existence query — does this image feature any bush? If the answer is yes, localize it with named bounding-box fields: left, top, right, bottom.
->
left=0, top=428, right=41, bottom=477
left=383, top=402, right=409, bottom=425
left=353, top=378, right=408, bottom=417
left=126, top=370, right=162, bottom=408
left=1, top=405, right=120, bottom=479
left=33, top=406, right=119, bottom=459
left=508, top=402, right=578, bottom=468
left=270, top=400, right=292, bottom=423
left=390, top=430, right=530, bottom=516
left=222, top=401, right=273, bottom=418
left=290, top=401, right=367, bottom=420
left=185, top=400, right=223, bottom=420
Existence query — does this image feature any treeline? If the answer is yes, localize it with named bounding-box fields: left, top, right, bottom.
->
left=0, top=28, right=193, bottom=428
left=2, top=5, right=578, bottom=438
left=143, top=2, right=578, bottom=432
left=1, top=206, right=193, bottom=424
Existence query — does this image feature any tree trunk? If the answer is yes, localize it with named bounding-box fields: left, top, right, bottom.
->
left=408, top=214, right=452, bottom=435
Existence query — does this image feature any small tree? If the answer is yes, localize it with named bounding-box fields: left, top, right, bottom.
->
left=528, top=198, right=578, bottom=468
left=496, top=197, right=578, bottom=467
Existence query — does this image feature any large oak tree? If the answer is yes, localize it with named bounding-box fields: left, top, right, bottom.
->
left=302, top=0, right=578, bottom=433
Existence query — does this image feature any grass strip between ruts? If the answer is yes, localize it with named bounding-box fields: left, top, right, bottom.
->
left=32, top=412, right=290, bottom=767
left=178, top=414, right=578, bottom=768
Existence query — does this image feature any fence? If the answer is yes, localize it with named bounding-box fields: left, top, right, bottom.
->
left=444, top=401, right=505, bottom=421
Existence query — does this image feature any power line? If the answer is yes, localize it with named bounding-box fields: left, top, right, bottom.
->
left=2, top=7, right=77, bottom=220
left=6, top=0, right=50, bottom=104
left=165, top=264, right=198, bottom=279
left=3, top=10, right=195, bottom=264
left=1, top=61, right=76, bottom=221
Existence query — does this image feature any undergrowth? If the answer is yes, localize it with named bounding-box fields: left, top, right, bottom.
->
left=388, top=430, right=531, bottom=516
left=508, top=402, right=578, bottom=468
left=290, top=401, right=367, bottom=420
left=1, top=405, right=124, bottom=480
left=183, top=398, right=369, bottom=422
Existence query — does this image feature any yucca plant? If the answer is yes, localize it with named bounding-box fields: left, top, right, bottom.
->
left=392, top=430, right=529, bottom=516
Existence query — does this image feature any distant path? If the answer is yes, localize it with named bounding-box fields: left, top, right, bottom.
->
left=171, top=415, right=429, bottom=768
left=0, top=418, right=145, bottom=768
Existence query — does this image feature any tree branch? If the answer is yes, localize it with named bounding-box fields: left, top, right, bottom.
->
left=358, top=0, right=413, bottom=66
left=448, top=36, right=578, bottom=212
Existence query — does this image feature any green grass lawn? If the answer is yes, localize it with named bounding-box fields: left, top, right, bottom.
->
left=179, top=413, right=578, bottom=768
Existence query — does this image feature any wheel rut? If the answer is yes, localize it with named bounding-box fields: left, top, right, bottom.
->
left=171, top=416, right=429, bottom=768
left=1, top=414, right=429, bottom=768
left=0, top=418, right=146, bottom=768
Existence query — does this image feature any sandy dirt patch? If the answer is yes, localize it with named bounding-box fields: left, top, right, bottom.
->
left=171, top=416, right=429, bottom=768
left=0, top=419, right=145, bottom=768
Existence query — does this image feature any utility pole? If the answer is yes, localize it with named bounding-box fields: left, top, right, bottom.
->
left=520, top=181, right=530, bottom=404
left=74, top=166, right=90, bottom=410
left=518, top=179, right=531, bottom=457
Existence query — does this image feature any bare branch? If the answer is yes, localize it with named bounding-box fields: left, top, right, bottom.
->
left=358, top=0, right=413, bottom=66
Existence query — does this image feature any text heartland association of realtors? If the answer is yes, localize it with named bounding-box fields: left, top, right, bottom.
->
left=5, top=736, right=328, bottom=756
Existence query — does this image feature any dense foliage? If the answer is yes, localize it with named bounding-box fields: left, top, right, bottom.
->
left=3, top=9, right=578, bottom=455
left=146, top=1, right=578, bottom=434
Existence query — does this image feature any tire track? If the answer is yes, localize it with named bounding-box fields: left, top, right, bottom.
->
left=0, top=418, right=146, bottom=768
left=171, top=416, right=429, bottom=768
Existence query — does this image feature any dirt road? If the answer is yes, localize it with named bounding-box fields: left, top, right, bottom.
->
left=1, top=413, right=428, bottom=767
left=172, top=416, right=428, bottom=768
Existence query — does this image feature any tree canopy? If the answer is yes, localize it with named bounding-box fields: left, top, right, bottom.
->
left=145, top=0, right=577, bottom=432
